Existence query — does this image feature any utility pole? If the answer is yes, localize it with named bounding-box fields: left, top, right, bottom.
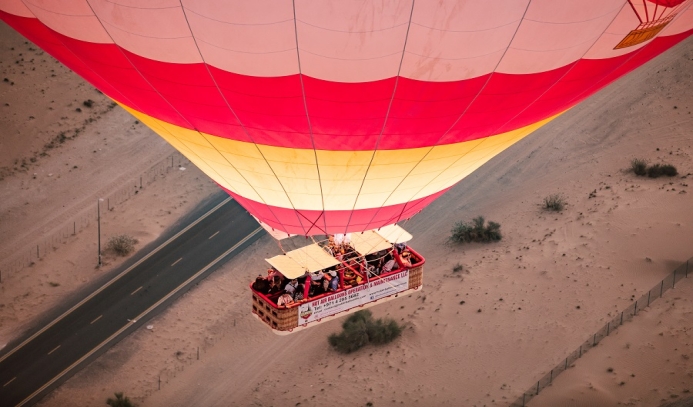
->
left=98, top=198, right=103, bottom=267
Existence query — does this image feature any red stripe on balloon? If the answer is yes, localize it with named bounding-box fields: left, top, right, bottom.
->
left=221, top=186, right=450, bottom=235
left=1, top=11, right=691, bottom=151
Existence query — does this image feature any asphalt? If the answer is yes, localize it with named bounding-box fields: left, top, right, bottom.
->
left=0, top=192, right=265, bottom=407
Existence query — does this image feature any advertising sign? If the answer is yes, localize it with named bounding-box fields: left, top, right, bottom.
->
left=298, top=269, right=410, bottom=324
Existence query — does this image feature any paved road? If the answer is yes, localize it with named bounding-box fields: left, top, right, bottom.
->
left=0, top=193, right=264, bottom=406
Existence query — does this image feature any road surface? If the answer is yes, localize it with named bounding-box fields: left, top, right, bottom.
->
left=0, top=193, right=264, bottom=406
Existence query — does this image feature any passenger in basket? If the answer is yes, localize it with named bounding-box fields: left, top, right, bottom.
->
left=310, top=270, right=325, bottom=296
left=268, top=275, right=283, bottom=294
left=327, top=270, right=339, bottom=291
left=401, top=250, right=412, bottom=268
left=294, top=284, right=305, bottom=301
left=284, top=279, right=299, bottom=296
left=277, top=290, right=294, bottom=307
left=266, top=267, right=283, bottom=282
left=382, top=257, right=399, bottom=274
left=252, top=275, right=269, bottom=294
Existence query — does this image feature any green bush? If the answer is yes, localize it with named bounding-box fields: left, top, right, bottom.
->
left=543, top=194, right=565, bottom=212
left=106, top=392, right=135, bottom=407
left=631, top=158, right=647, bottom=176
left=328, top=310, right=403, bottom=354
left=449, top=216, right=502, bottom=244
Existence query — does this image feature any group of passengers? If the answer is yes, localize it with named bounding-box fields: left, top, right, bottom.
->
left=251, top=238, right=416, bottom=308
left=252, top=266, right=343, bottom=307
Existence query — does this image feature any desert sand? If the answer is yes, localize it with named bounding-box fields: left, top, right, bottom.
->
left=1, top=21, right=692, bottom=407
left=0, top=22, right=218, bottom=349
left=530, top=278, right=693, bottom=407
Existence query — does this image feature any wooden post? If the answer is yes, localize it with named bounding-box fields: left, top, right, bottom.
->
left=550, top=369, right=553, bottom=383
left=579, top=345, right=582, bottom=357
left=634, top=300, right=637, bottom=315
left=536, top=381, right=540, bottom=395
left=660, top=280, right=664, bottom=297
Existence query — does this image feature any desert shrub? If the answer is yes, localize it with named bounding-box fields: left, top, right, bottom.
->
left=450, top=216, right=502, bottom=244
left=631, top=159, right=678, bottom=178
left=660, top=164, right=678, bottom=177
left=543, top=194, right=565, bottom=212
left=106, top=234, right=137, bottom=257
left=328, top=310, right=403, bottom=354
left=630, top=158, right=647, bottom=176
left=83, top=99, right=94, bottom=108
left=106, top=392, right=135, bottom=407
left=647, top=163, right=664, bottom=178
left=646, top=163, right=678, bottom=178
left=452, top=263, right=463, bottom=273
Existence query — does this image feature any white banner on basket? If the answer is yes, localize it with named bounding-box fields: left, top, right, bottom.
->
left=297, top=269, right=410, bottom=324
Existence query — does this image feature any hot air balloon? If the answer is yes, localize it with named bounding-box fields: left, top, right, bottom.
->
left=2, top=0, right=692, bottom=333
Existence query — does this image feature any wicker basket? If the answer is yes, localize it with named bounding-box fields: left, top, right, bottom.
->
left=252, top=293, right=298, bottom=331
left=408, top=265, right=424, bottom=289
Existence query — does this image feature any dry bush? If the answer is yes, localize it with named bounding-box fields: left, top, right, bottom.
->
left=630, top=158, right=647, bottom=176
left=450, top=216, right=502, bottom=244
left=543, top=194, right=565, bottom=212
left=106, top=234, right=137, bottom=257
left=631, top=158, right=678, bottom=178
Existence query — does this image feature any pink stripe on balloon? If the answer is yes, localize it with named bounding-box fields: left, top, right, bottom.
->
left=220, top=186, right=450, bottom=235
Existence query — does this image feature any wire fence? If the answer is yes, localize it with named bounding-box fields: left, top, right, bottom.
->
left=0, top=152, right=189, bottom=282
left=510, top=257, right=692, bottom=407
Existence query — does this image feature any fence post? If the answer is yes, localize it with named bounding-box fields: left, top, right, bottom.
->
left=634, top=300, right=637, bottom=316
left=673, top=269, right=676, bottom=288
left=687, top=260, right=689, bottom=278
left=565, top=358, right=568, bottom=370
left=660, top=280, right=664, bottom=297
left=536, top=381, right=540, bottom=395
left=648, top=291, right=651, bottom=306
left=579, top=345, right=582, bottom=357
left=550, top=369, right=553, bottom=384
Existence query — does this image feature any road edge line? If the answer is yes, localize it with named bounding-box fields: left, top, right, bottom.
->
left=16, top=226, right=263, bottom=407
left=0, top=197, right=232, bottom=364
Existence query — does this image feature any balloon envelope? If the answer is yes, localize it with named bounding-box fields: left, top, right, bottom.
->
left=1, top=0, right=692, bottom=235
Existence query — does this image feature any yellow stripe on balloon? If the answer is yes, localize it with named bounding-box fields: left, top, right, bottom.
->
left=120, top=102, right=561, bottom=211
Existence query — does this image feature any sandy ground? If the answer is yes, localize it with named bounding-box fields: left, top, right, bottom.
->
left=1, top=21, right=693, bottom=407
left=0, top=23, right=218, bottom=349
left=530, top=278, right=693, bottom=407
